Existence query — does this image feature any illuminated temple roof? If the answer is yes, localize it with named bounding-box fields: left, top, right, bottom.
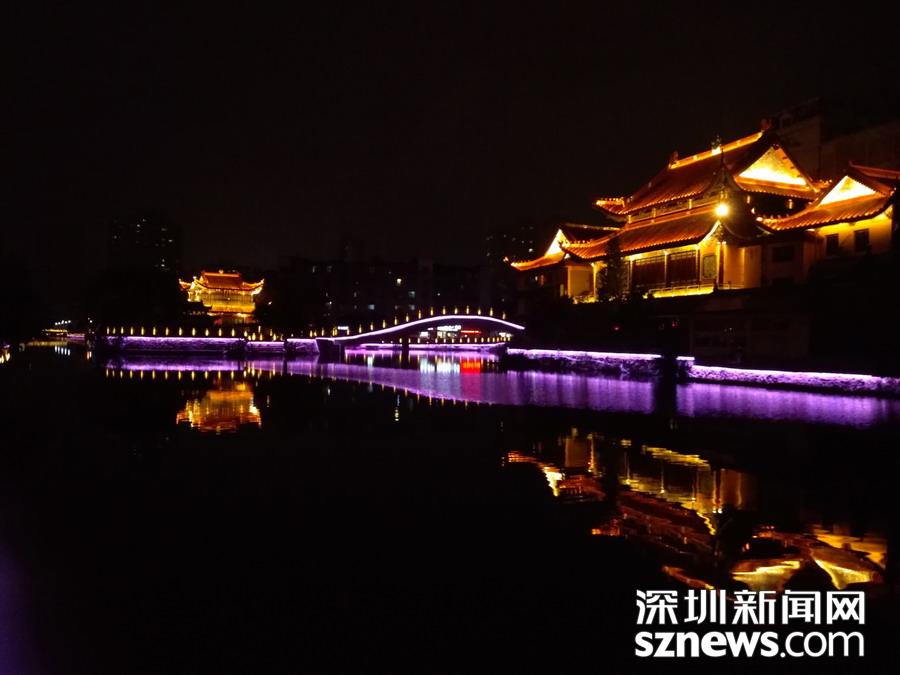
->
left=563, top=205, right=721, bottom=260
left=508, top=224, right=615, bottom=271
left=760, top=164, right=899, bottom=232
left=508, top=127, right=895, bottom=271
left=179, top=270, right=264, bottom=318
left=529, top=127, right=823, bottom=264
left=179, top=271, right=265, bottom=293
left=594, top=130, right=817, bottom=217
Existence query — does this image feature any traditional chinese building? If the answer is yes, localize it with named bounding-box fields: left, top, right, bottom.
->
left=756, top=164, right=898, bottom=285
left=179, top=270, right=264, bottom=322
left=508, top=124, right=898, bottom=300
left=507, top=223, right=616, bottom=301
left=567, top=127, right=820, bottom=298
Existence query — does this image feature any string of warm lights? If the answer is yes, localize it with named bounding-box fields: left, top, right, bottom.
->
left=101, top=308, right=520, bottom=347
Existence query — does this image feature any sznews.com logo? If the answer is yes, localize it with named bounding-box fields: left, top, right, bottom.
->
left=635, top=589, right=865, bottom=658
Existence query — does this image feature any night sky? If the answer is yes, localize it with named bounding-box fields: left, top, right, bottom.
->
left=10, top=2, right=900, bottom=307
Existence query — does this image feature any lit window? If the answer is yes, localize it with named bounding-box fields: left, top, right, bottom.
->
left=367, top=304, right=375, bottom=311
left=408, top=291, right=416, bottom=299
left=395, top=278, right=403, bottom=286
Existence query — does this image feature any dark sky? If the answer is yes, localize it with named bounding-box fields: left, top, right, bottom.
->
left=9, top=1, right=900, bottom=306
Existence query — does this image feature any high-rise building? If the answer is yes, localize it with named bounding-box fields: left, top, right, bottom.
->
left=108, top=211, right=182, bottom=273
left=774, top=92, right=900, bottom=180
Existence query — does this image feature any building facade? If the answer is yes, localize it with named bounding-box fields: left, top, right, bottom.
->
left=108, top=211, right=182, bottom=273
left=508, top=224, right=614, bottom=305
left=179, top=270, right=264, bottom=323
left=509, top=125, right=898, bottom=301
left=774, top=94, right=900, bottom=181
left=269, top=257, right=486, bottom=328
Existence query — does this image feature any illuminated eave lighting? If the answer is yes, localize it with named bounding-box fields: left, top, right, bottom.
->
left=649, top=285, right=715, bottom=299
left=668, top=132, right=764, bottom=169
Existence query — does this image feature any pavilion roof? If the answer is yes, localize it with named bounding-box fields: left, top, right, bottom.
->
left=594, top=130, right=817, bottom=216
left=759, top=164, right=898, bottom=232
left=507, top=223, right=613, bottom=271
left=180, top=271, right=264, bottom=291
left=564, top=206, right=719, bottom=260
left=508, top=251, right=566, bottom=271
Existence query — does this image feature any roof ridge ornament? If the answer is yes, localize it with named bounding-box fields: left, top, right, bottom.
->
left=713, top=135, right=726, bottom=170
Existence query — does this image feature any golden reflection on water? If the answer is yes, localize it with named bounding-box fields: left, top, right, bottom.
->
left=731, top=559, right=802, bottom=591
left=811, top=525, right=887, bottom=570
left=509, top=428, right=887, bottom=593
left=176, top=380, right=261, bottom=433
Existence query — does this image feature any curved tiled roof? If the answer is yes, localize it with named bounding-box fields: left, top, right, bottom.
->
left=564, top=207, right=718, bottom=261
left=509, top=251, right=566, bottom=271
left=180, top=271, right=264, bottom=291
left=760, top=165, right=898, bottom=232
left=507, top=223, right=614, bottom=270
left=594, top=131, right=817, bottom=216
left=760, top=194, right=892, bottom=231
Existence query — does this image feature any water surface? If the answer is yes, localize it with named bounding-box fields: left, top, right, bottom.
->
left=2, top=346, right=898, bottom=673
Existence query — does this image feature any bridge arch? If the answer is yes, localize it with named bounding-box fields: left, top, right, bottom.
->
left=330, top=314, right=525, bottom=346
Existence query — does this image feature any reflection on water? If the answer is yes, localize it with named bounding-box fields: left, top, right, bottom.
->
left=285, top=354, right=900, bottom=427
left=104, top=363, right=262, bottom=433
left=57, top=348, right=900, bottom=593
left=8, top=344, right=899, bottom=672
left=509, top=428, right=887, bottom=592
left=97, top=352, right=900, bottom=427
left=175, top=380, right=261, bottom=433
left=677, top=383, right=900, bottom=427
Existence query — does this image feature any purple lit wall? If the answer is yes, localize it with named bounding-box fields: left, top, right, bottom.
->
left=284, top=339, right=319, bottom=355
left=101, top=336, right=245, bottom=353
left=689, top=364, right=900, bottom=396
left=104, top=357, right=244, bottom=372
left=349, top=343, right=503, bottom=352
left=246, top=341, right=287, bottom=352
left=506, top=347, right=665, bottom=378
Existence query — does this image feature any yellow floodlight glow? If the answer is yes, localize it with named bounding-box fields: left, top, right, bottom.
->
left=737, top=147, right=809, bottom=186
left=819, top=175, right=877, bottom=205
left=714, top=202, right=729, bottom=218
left=650, top=285, right=715, bottom=299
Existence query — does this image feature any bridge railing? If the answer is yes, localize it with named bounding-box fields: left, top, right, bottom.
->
left=99, top=307, right=519, bottom=343
left=102, top=325, right=285, bottom=341
left=306, top=306, right=514, bottom=339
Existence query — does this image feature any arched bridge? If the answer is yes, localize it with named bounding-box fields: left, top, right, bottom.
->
left=315, top=313, right=525, bottom=353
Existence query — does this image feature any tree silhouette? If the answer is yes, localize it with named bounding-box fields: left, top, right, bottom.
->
left=596, top=236, right=627, bottom=302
